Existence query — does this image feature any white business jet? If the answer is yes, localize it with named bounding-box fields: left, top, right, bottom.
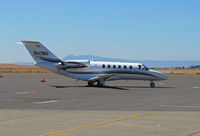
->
left=21, top=40, right=168, bottom=88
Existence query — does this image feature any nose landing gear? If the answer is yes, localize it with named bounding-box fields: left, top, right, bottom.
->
left=150, top=81, right=155, bottom=88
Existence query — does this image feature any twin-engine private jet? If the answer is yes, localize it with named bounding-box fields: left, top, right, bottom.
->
left=21, top=40, right=168, bottom=88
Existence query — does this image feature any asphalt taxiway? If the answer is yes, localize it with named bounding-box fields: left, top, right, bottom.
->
left=0, top=74, right=200, bottom=136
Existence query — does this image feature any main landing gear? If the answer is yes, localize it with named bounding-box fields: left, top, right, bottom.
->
left=88, top=79, right=105, bottom=87
left=88, top=81, right=93, bottom=87
left=150, top=81, right=155, bottom=88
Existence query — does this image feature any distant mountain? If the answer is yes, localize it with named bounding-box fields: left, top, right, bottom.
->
left=63, top=55, right=129, bottom=62
left=63, top=55, right=200, bottom=68
left=12, top=55, right=200, bottom=68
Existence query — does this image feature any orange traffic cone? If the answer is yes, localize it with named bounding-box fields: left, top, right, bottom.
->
left=41, top=77, right=46, bottom=82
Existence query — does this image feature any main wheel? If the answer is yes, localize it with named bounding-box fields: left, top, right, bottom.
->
left=150, top=82, right=155, bottom=88
left=88, top=81, right=93, bottom=87
left=97, top=81, right=104, bottom=87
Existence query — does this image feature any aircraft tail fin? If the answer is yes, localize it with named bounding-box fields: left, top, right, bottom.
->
left=21, top=40, right=61, bottom=63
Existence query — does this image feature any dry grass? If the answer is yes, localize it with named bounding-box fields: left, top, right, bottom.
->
left=0, top=64, right=52, bottom=73
left=0, top=64, right=200, bottom=75
left=153, top=68, right=200, bottom=76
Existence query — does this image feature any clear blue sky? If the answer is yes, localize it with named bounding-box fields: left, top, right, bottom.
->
left=0, top=0, right=200, bottom=63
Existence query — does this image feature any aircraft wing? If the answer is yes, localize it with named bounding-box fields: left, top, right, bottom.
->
left=88, top=74, right=115, bottom=83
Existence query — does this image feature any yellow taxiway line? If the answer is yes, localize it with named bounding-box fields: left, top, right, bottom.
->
left=39, top=112, right=159, bottom=136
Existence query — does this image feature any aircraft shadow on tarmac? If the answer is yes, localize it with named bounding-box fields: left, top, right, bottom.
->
left=51, top=85, right=128, bottom=90
left=50, top=85, right=174, bottom=91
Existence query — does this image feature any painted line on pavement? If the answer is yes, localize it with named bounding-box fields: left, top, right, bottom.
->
left=39, top=112, right=159, bottom=136
left=34, top=100, right=58, bottom=104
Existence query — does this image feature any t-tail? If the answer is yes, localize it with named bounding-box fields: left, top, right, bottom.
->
left=21, top=40, right=63, bottom=73
left=21, top=40, right=61, bottom=63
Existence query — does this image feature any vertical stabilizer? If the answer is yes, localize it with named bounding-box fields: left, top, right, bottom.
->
left=21, top=40, right=61, bottom=62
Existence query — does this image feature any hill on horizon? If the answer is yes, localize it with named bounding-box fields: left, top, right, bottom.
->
left=63, top=55, right=200, bottom=68
left=12, top=55, right=200, bottom=68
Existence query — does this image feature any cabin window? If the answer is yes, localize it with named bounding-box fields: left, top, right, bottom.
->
left=138, top=65, right=141, bottom=70
left=113, top=65, right=116, bottom=69
left=129, top=66, right=132, bottom=69
left=124, top=65, right=127, bottom=69
left=108, top=65, right=111, bottom=68
left=102, top=64, right=105, bottom=68
left=118, top=65, right=121, bottom=69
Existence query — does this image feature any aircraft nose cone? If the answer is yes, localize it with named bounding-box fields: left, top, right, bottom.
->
left=150, top=70, right=169, bottom=80
left=159, top=73, right=169, bottom=80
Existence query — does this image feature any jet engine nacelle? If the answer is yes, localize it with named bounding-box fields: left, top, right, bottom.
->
left=56, top=60, right=89, bottom=69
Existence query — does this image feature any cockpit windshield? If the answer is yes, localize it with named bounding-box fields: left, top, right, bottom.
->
left=142, top=64, right=149, bottom=71
left=138, top=64, right=149, bottom=71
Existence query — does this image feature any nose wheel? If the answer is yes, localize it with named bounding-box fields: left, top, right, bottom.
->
left=150, top=81, right=155, bottom=88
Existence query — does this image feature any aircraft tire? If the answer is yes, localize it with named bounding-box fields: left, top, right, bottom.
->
left=97, top=81, right=103, bottom=87
left=88, top=81, right=93, bottom=87
left=150, top=82, right=155, bottom=88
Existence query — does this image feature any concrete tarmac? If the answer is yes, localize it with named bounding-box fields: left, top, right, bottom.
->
left=0, top=74, right=200, bottom=136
